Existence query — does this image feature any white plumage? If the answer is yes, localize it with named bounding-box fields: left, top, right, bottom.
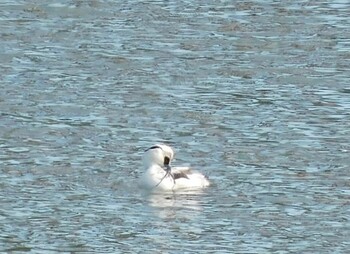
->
left=140, top=144, right=210, bottom=191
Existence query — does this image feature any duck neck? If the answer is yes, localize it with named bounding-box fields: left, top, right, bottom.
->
left=146, top=164, right=165, bottom=175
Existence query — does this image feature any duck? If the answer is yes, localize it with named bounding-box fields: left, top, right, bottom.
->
left=140, top=144, right=210, bottom=191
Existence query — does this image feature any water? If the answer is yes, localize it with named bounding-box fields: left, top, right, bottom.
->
left=1, top=0, right=349, bottom=253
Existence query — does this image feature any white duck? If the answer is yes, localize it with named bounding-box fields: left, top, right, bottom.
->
left=140, top=144, right=210, bottom=191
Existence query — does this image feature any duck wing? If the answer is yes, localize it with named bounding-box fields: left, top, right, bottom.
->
left=173, top=171, right=189, bottom=180
left=171, top=167, right=192, bottom=180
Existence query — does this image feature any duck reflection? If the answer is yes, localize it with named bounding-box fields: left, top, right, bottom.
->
left=145, top=190, right=205, bottom=220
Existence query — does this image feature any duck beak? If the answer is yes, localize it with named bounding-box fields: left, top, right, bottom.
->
left=164, top=164, right=171, bottom=172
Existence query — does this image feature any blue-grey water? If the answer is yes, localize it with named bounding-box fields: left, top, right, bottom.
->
left=1, top=1, right=349, bottom=253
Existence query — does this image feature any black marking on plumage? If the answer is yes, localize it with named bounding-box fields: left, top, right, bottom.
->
left=145, top=145, right=162, bottom=152
left=173, top=171, right=189, bottom=180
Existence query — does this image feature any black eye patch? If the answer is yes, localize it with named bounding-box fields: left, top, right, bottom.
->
left=164, top=156, right=170, bottom=165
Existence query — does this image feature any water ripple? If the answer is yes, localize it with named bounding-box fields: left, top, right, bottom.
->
left=1, top=0, right=349, bottom=253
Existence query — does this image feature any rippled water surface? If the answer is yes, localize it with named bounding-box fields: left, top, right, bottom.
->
left=1, top=0, right=349, bottom=253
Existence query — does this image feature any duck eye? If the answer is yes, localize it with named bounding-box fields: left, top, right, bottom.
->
left=164, top=156, right=170, bottom=165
